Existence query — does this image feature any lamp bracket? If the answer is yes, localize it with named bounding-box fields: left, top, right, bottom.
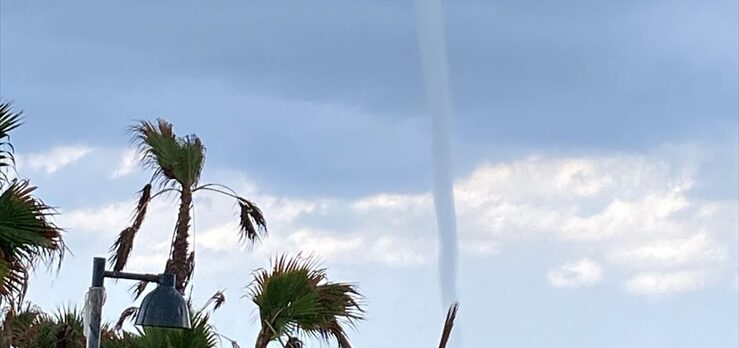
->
left=104, top=271, right=161, bottom=283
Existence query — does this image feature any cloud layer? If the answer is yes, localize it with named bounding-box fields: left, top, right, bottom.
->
left=58, top=146, right=738, bottom=297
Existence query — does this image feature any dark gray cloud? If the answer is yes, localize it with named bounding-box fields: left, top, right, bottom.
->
left=1, top=0, right=736, bottom=196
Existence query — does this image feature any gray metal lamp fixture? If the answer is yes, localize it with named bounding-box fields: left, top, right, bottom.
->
left=135, top=272, right=190, bottom=328
left=86, top=257, right=191, bottom=348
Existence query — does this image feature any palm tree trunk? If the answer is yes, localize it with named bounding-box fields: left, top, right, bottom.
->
left=169, top=186, right=192, bottom=293
left=254, top=326, right=272, bottom=348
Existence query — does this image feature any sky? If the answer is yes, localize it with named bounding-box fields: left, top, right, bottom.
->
left=1, top=0, right=738, bottom=347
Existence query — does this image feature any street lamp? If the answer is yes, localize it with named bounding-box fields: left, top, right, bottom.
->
left=85, top=257, right=191, bottom=348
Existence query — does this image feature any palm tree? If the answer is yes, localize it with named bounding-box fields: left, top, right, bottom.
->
left=249, top=255, right=365, bottom=348
left=109, top=119, right=267, bottom=293
left=0, top=102, right=65, bottom=306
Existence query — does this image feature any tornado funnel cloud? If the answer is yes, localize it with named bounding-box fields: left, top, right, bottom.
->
left=415, top=0, right=459, bottom=310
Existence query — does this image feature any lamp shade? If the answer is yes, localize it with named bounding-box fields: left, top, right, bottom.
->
left=135, top=273, right=191, bottom=329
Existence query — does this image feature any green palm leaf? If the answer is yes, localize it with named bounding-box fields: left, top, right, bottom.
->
left=130, top=119, right=205, bottom=189
left=250, top=255, right=364, bottom=348
left=0, top=179, right=65, bottom=305
left=0, top=102, right=23, bottom=182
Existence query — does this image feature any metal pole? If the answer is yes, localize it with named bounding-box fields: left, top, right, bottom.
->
left=86, top=257, right=106, bottom=348
left=92, top=257, right=105, bottom=287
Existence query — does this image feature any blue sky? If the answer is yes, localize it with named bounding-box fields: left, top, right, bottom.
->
left=1, top=1, right=738, bottom=347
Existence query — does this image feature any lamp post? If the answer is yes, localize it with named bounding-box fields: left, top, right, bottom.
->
left=86, top=257, right=191, bottom=348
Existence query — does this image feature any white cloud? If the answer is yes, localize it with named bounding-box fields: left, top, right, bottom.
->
left=453, top=156, right=699, bottom=242
left=352, top=193, right=430, bottom=212
left=625, top=271, right=706, bottom=296
left=609, top=232, right=728, bottom=268
left=277, top=229, right=364, bottom=259
left=368, top=236, right=431, bottom=266
left=111, top=149, right=138, bottom=178
left=61, top=202, right=132, bottom=235
left=547, top=259, right=604, bottom=288
left=18, top=145, right=92, bottom=173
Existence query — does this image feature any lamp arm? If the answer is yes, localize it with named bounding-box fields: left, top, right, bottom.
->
left=104, top=271, right=161, bottom=283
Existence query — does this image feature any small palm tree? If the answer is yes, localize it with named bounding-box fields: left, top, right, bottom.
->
left=249, top=255, right=365, bottom=348
left=0, top=102, right=65, bottom=306
left=0, top=302, right=44, bottom=346
left=110, top=119, right=266, bottom=293
left=0, top=303, right=86, bottom=347
left=113, top=291, right=233, bottom=348
left=0, top=303, right=132, bottom=347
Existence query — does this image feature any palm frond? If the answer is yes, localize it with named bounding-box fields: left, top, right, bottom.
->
left=193, top=184, right=269, bottom=247
left=1, top=303, right=138, bottom=347
left=0, top=102, right=22, bottom=181
left=199, top=290, right=226, bottom=313
left=101, top=325, right=140, bottom=348
left=438, top=302, right=460, bottom=348
left=181, top=250, right=195, bottom=289
left=19, top=304, right=85, bottom=347
left=109, top=183, right=152, bottom=271
left=130, top=119, right=205, bottom=189
left=114, top=306, right=139, bottom=331
left=238, top=197, right=267, bottom=244
left=212, top=291, right=225, bottom=311
left=250, top=255, right=364, bottom=348
left=285, top=336, right=303, bottom=348
left=0, top=301, right=44, bottom=346
left=0, top=179, right=65, bottom=304
left=0, top=257, right=29, bottom=305
left=136, top=301, right=220, bottom=348
left=216, top=333, right=241, bottom=348
left=320, top=319, right=352, bottom=348
left=306, top=283, right=364, bottom=348
left=130, top=280, right=150, bottom=300
left=49, top=304, right=85, bottom=346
